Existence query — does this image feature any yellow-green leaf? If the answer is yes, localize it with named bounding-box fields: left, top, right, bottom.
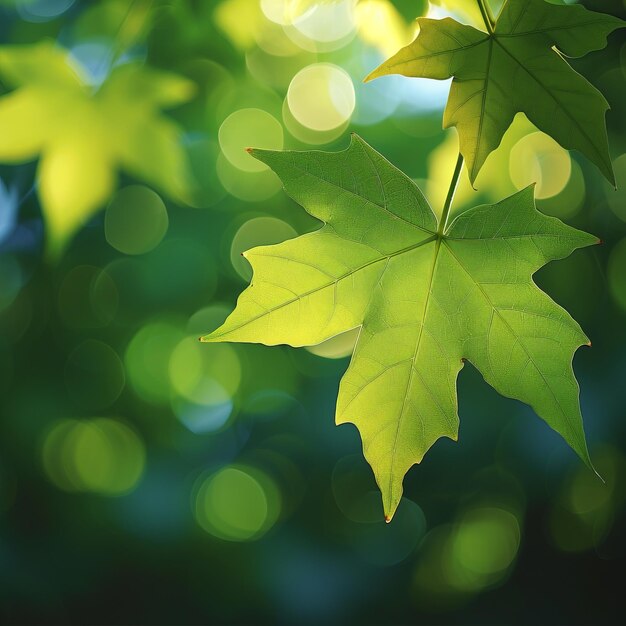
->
left=366, top=0, right=624, bottom=185
left=202, top=135, right=599, bottom=521
left=0, top=41, right=195, bottom=258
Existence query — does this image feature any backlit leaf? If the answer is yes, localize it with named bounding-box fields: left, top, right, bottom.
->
left=202, top=135, right=598, bottom=520
left=0, top=41, right=194, bottom=258
left=366, top=0, right=624, bottom=185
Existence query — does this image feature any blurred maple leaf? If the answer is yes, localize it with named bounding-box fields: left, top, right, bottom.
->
left=0, top=41, right=195, bottom=258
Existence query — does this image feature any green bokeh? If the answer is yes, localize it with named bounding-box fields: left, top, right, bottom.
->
left=0, top=0, right=625, bottom=624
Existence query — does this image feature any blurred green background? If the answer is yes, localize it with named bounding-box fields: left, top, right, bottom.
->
left=0, top=0, right=625, bottom=623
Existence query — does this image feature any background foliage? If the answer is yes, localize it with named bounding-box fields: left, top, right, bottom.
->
left=0, top=0, right=625, bottom=623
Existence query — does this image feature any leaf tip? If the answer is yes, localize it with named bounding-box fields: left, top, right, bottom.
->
left=591, top=463, right=605, bottom=485
left=364, top=64, right=386, bottom=83
left=348, top=132, right=364, bottom=147
left=245, top=147, right=254, bottom=154
left=363, top=70, right=376, bottom=83
left=586, top=340, right=592, bottom=348
left=384, top=514, right=392, bottom=524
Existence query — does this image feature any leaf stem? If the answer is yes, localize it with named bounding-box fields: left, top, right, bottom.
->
left=438, top=153, right=464, bottom=236
left=477, top=0, right=495, bottom=34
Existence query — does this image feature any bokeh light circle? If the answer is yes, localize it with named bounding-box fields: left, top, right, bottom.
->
left=355, top=0, right=412, bottom=58
left=193, top=465, right=281, bottom=541
left=171, top=395, right=234, bottom=434
left=16, top=0, right=75, bottom=22
left=509, top=132, right=571, bottom=199
left=536, top=159, right=585, bottom=220
left=567, top=464, right=612, bottom=515
left=547, top=446, right=624, bottom=554
left=216, top=152, right=282, bottom=201
left=169, top=338, right=241, bottom=406
left=446, top=507, right=521, bottom=591
left=105, top=185, right=169, bottom=255
left=218, top=108, right=283, bottom=173
left=230, top=217, right=298, bottom=280
left=285, top=0, right=357, bottom=52
left=292, top=0, right=355, bottom=42
left=287, top=63, right=355, bottom=132
left=42, top=418, right=145, bottom=495
left=260, top=0, right=291, bottom=26
left=282, top=97, right=348, bottom=145
left=125, top=321, right=186, bottom=405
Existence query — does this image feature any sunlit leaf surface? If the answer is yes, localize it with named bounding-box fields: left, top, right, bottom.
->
left=1, top=0, right=625, bottom=620
left=367, top=0, right=624, bottom=184
left=203, top=135, right=598, bottom=519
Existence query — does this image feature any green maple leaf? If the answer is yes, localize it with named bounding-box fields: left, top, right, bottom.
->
left=202, top=135, right=598, bottom=521
left=0, top=41, right=194, bottom=257
left=366, top=0, right=624, bottom=185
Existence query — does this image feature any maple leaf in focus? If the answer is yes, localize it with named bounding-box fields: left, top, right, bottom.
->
left=0, top=41, right=194, bottom=257
left=202, top=135, right=598, bottom=521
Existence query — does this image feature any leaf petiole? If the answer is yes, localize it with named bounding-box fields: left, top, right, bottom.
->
left=438, top=152, right=464, bottom=236
left=477, top=0, right=495, bottom=34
